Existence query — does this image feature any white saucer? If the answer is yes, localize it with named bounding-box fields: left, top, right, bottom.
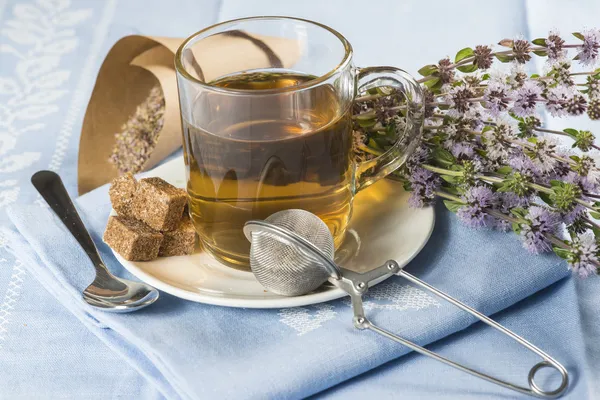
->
left=112, top=157, right=435, bottom=308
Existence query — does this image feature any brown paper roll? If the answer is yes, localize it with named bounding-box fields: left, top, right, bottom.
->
left=78, top=34, right=301, bottom=195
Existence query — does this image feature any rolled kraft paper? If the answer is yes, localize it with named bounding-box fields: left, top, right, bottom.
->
left=78, top=34, right=302, bottom=195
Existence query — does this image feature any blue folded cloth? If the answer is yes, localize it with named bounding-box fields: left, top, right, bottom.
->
left=2, top=175, right=570, bottom=399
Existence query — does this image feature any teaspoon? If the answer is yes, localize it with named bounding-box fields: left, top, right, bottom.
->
left=32, top=170, right=159, bottom=312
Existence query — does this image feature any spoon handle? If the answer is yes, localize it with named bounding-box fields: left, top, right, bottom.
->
left=31, top=170, right=108, bottom=274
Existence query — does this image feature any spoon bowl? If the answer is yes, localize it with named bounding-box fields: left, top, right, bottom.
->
left=83, top=280, right=160, bottom=312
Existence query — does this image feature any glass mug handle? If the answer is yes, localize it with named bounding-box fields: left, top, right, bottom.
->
left=353, top=66, right=424, bottom=192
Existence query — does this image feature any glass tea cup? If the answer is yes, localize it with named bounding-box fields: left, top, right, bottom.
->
left=175, top=16, right=423, bottom=270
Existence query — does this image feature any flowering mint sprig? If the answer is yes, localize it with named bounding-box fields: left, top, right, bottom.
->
left=352, top=28, right=600, bottom=278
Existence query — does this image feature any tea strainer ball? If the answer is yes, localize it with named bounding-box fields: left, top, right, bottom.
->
left=243, top=209, right=569, bottom=399
left=243, top=209, right=340, bottom=296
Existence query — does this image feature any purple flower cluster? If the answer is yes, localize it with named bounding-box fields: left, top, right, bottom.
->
left=483, top=81, right=510, bottom=117
left=577, top=29, right=600, bottom=66
left=568, top=233, right=598, bottom=278
left=496, top=192, right=530, bottom=231
left=544, top=86, right=573, bottom=117
left=456, top=186, right=496, bottom=228
left=508, top=150, right=541, bottom=178
left=512, top=80, right=542, bottom=117
left=483, top=123, right=514, bottom=162
left=447, top=85, right=476, bottom=117
left=520, top=206, right=561, bottom=254
left=528, top=138, right=559, bottom=174
left=408, top=167, right=441, bottom=208
left=546, top=30, right=566, bottom=61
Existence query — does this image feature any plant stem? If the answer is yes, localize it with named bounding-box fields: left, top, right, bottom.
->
left=533, top=127, right=600, bottom=151
left=434, top=190, right=464, bottom=203
left=485, top=208, right=519, bottom=224
left=477, top=175, right=504, bottom=184
left=422, top=163, right=598, bottom=211
left=424, top=125, right=444, bottom=131
left=534, top=127, right=571, bottom=137
left=357, top=144, right=383, bottom=156
left=529, top=183, right=597, bottom=210
left=422, top=164, right=463, bottom=176
left=570, top=71, right=596, bottom=76
left=546, top=235, right=570, bottom=250
left=583, top=191, right=600, bottom=199
left=584, top=216, right=600, bottom=230
left=355, top=94, right=381, bottom=102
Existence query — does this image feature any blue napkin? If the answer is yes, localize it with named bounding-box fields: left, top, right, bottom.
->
left=320, top=278, right=594, bottom=399
left=3, top=180, right=570, bottom=399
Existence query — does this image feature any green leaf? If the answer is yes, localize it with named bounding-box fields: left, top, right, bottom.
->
left=455, top=47, right=474, bottom=63
left=593, top=226, right=600, bottom=238
left=550, top=179, right=563, bottom=188
left=573, top=32, right=585, bottom=40
left=590, top=211, right=600, bottom=220
left=553, top=246, right=571, bottom=260
left=424, top=77, right=441, bottom=88
left=512, top=222, right=522, bottom=234
left=432, top=147, right=456, bottom=166
left=418, top=64, right=438, bottom=77
left=456, top=64, right=478, bottom=73
left=481, top=73, right=491, bottom=81
left=538, top=192, right=553, bottom=206
left=533, top=50, right=548, bottom=57
left=357, top=119, right=376, bottom=128
left=440, top=175, right=458, bottom=184
left=355, top=112, right=375, bottom=121
left=497, top=166, right=513, bottom=175
left=444, top=186, right=460, bottom=195
left=570, top=155, right=581, bottom=162
left=511, top=207, right=527, bottom=218
left=443, top=200, right=464, bottom=213
left=495, top=53, right=514, bottom=63
left=563, top=128, right=578, bottom=137
left=496, top=184, right=511, bottom=193
left=367, top=138, right=381, bottom=149
left=530, top=73, right=540, bottom=78
left=509, top=112, right=524, bottom=122
left=573, top=54, right=581, bottom=61
left=532, top=38, right=547, bottom=46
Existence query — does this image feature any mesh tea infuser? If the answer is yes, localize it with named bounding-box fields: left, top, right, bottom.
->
left=244, top=209, right=569, bottom=398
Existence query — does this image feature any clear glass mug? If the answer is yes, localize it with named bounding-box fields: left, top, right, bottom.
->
left=175, top=16, right=423, bottom=269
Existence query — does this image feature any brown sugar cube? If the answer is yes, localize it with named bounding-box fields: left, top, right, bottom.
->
left=103, top=216, right=163, bottom=261
left=131, top=177, right=187, bottom=231
left=109, top=173, right=137, bottom=216
left=159, top=214, right=196, bottom=257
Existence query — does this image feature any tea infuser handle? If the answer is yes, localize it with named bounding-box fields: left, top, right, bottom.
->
left=353, top=66, right=424, bottom=192
left=346, top=260, right=569, bottom=399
